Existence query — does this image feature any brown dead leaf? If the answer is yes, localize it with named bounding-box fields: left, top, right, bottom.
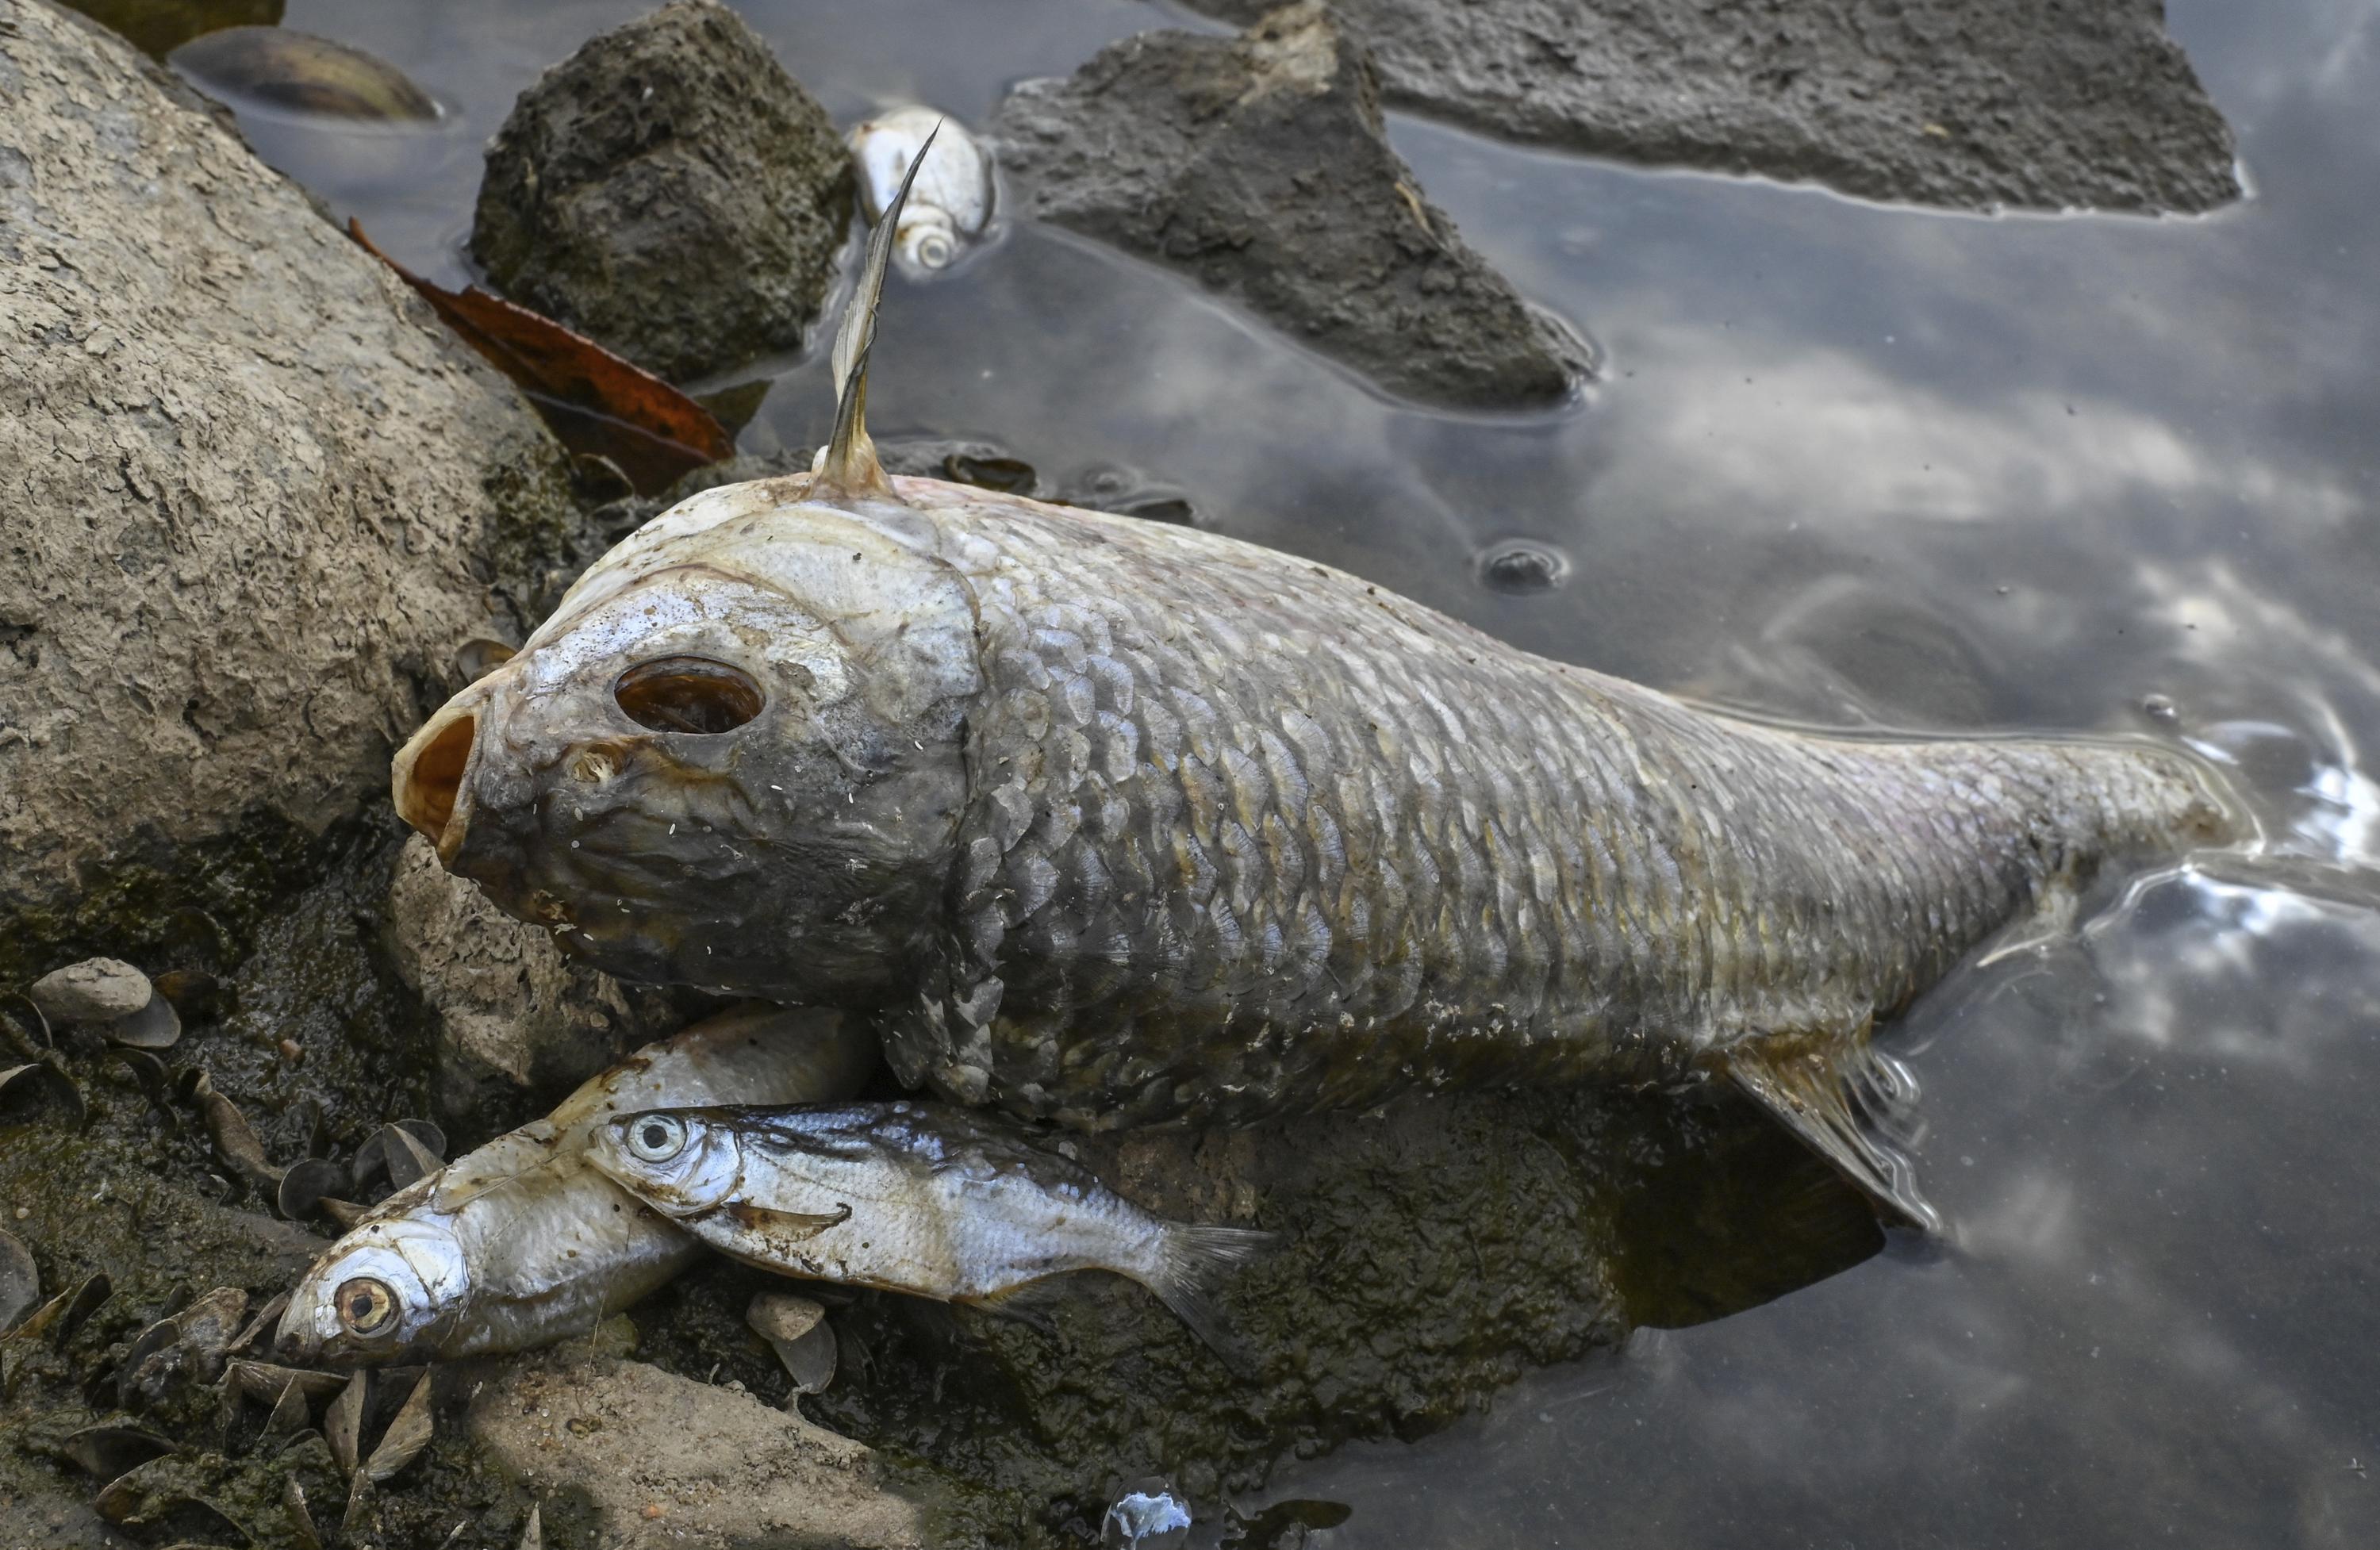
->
left=348, top=221, right=733, bottom=494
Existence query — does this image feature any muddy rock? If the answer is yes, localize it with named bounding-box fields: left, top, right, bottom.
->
left=1181, top=0, right=2239, bottom=214
left=471, top=0, right=853, bottom=382
left=385, top=837, right=675, bottom=1131
left=0, top=0, right=576, bottom=983
left=467, top=1344, right=930, bottom=1549
left=993, top=2, right=1587, bottom=410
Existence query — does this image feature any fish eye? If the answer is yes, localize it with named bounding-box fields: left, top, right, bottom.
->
left=613, top=656, right=764, bottom=735
left=628, top=1114, right=687, bottom=1163
left=334, top=1276, right=399, bottom=1338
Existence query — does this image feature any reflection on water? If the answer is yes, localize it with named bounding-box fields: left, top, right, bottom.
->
left=224, top=0, right=2380, bottom=1542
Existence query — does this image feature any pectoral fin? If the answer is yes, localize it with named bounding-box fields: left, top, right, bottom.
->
left=1716, top=1027, right=1940, bottom=1234
left=722, top=1201, right=853, bottom=1241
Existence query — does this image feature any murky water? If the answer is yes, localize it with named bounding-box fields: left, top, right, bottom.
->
left=213, top=0, right=2380, bottom=1543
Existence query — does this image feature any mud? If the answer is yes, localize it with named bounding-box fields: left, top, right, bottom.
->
left=993, top=2, right=1590, bottom=410
left=1180, top=0, right=2240, bottom=213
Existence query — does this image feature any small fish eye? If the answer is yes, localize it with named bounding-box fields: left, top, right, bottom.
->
left=628, top=1115, right=686, bottom=1162
left=333, top=1276, right=398, bottom=1337
left=613, top=656, right=763, bottom=735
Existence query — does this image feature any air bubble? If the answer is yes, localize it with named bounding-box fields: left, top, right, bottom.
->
left=1476, top=539, right=1572, bottom=595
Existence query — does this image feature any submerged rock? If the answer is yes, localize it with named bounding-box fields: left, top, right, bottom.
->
left=384, top=837, right=676, bottom=1130
left=993, top=2, right=1588, bottom=410
left=1180, top=0, right=2240, bottom=214
left=471, top=0, right=853, bottom=382
left=466, top=1345, right=929, bottom=1549
left=0, top=0, right=574, bottom=981
left=169, top=25, right=440, bottom=121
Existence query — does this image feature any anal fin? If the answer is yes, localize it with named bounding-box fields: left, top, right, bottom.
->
left=1718, top=1028, right=1940, bottom=1235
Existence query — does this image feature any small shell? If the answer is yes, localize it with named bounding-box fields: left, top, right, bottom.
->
left=747, top=1291, right=836, bottom=1397
left=848, top=106, right=993, bottom=274
left=278, top=1158, right=345, bottom=1221
left=106, top=994, right=182, bottom=1051
left=0, top=1061, right=85, bottom=1126
left=60, top=1422, right=175, bottom=1481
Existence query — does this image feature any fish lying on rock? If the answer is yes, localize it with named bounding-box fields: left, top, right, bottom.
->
left=585, top=1100, right=1275, bottom=1354
left=389, top=143, right=2240, bottom=1228
left=276, top=1004, right=877, bottom=1364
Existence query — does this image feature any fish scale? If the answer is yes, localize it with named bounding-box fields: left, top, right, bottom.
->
left=872, top=491, right=2228, bottom=1164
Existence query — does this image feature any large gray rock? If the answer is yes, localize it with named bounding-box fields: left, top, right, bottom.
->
left=994, top=2, right=1588, bottom=410
left=467, top=1345, right=928, bottom=1549
left=470, top=0, right=852, bottom=382
left=0, top=0, right=572, bottom=974
left=384, top=836, right=674, bottom=1130
left=1182, top=0, right=2240, bottom=214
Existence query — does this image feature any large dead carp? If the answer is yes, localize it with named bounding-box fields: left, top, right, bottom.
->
left=390, top=152, right=2235, bottom=1225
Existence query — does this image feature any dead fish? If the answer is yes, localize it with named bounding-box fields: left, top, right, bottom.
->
left=274, top=1004, right=877, bottom=1364
left=390, top=148, right=2240, bottom=1227
left=585, top=1101, right=1275, bottom=1354
left=849, top=106, right=992, bottom=273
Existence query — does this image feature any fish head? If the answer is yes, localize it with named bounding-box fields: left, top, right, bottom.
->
left=390, top=484, right=982, bottom=1002
left=585, top=1109, right=743, bottom=1217
left=275, top=1215, right=470, bottom=1365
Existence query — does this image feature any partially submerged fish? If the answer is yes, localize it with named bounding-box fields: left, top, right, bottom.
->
left=849, top=106, right=992, bottom=272
left=275, top=1005, right=877, bottom=1364
left=391, top=152, right=2240, bottom=1226
left=584, top=1100, right=1275, bottom=1352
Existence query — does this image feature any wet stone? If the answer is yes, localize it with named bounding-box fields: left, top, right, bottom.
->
left=169, top=27, right=440, bottom=121
left=993, top=2, right=1590, bottom=410
left=470, top=0, right=853, bottom=381
left=1180, top=0, right=2240, bottom=214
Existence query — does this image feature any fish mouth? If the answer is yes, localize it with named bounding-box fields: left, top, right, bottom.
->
left=393, top=692, right=485, bottom=862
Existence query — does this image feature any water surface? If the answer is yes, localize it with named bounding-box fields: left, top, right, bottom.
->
left=232, top=0, right=2380, bottom=1542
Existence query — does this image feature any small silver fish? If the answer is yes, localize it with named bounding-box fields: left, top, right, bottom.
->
left=275, top=1004, right=877, bottom=1364
left=584, top=1101, right=1276, bottom=1354
left=849, top=105, right=992, bottom=273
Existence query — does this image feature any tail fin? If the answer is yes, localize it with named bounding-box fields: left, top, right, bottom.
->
left=1146, top=1222, right=1280, bottom=1375
left=814, top=120, right=939, bottom=503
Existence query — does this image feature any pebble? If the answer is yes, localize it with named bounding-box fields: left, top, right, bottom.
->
left=29, top=958, right=152, bottom=1026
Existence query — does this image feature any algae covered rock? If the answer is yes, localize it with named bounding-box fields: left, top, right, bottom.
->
left=0, top=0, right=574, bottom=982
left=993, top=2, right=1587, bottom=410
left=1181, top=0, right=2240, bottom=214
left=470, top=0, right=853, bottom=382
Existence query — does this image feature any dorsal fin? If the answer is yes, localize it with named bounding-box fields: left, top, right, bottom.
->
left=814, top=119, right=940, bottom=504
